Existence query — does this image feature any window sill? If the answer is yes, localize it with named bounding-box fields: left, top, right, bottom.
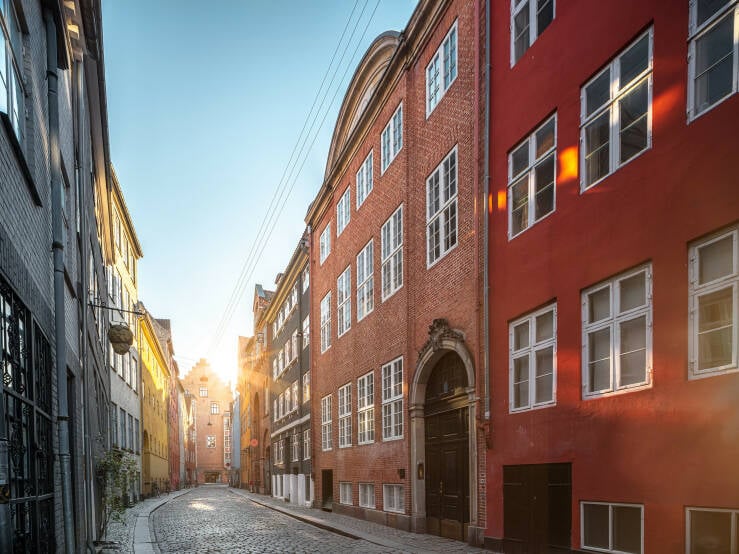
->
left=509, top=400, right=556, bottom=414
left=1, top=113, right=41, bottom=206
left=689, top=365, right=738, bottom=380
left=688, top=89, right=737, bottom=123
left=381, top=285, right=402, bottom=304
left=582, top=382, right=651, bottom=400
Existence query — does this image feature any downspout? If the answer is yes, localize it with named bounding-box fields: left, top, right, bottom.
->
left=46, top=9, right=76, bottom=553
left=483, top=0, right=491, bottom=423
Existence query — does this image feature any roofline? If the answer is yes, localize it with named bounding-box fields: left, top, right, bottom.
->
left=110, top=164, right=144, bottom=258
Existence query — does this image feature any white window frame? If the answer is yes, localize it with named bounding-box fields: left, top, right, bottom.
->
left=339, top=482, right=352, bottom=505
left=426, top=21, right=458, bottom=117
left=302, top=315, right=310, bottom=349
left=357, top=151, right=374, bottom=207
left=381, top=357, right=403, bottom=441
left=357, top=371, right=374, bottom=445
left=320, top=291, right=332, bottom=353
left=359, top=483, right=375, bottom=508
left=688, top=1, right=739, bottom=120
left=292, top=431, right=300, bottom=462
left=580, top=501, right=644, bottom=554
left=383, top=484, right=404, bottom=514
left=336, top=188, right=351, bottom=236
left=381, top=205, right=403, bottom=301
left=582, top=265, right=653, bottom=398
left=0, top=1, right=25, bottom=144
left=426, top=146, right=459, bottom=267
left=381, top=103, right=403, bottom=173
left=510, top=0, right=556, bottom=66
left=688, top=226, right=739, bottom=378
left=580, top=28, right=654, bottom=191
left=509, top=303, right=557, bottom=412
left=338, top=383, right=352, bottom=448
left=319, top=223, right=331, bottom=264
left=337, top=266, right=351, bottom=337
left=686, top=506, right=739, bottom=554
left=302, top=265, right=309, bottom=292
left=303, top=428, right=311, bottom=460
left=321, top=394, right=332, bottom=451
left=357, top=240, right=374, bottom=321
left=303, top=371, right=310, bottom=403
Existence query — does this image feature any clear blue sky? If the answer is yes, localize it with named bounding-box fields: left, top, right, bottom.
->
left=102, top=1, right=417, bottom=384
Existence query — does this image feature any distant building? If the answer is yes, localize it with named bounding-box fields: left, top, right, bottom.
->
left=183, top=389, right=197, bottom=486
left=230, top=394, right=241, bottom=487
left=154, top=318, right=181, bottom=491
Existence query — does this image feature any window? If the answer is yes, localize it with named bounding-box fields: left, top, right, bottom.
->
left=357, top=151, right=374, bottom=207
left=291, top=330, right=298, bottom=361
left=581, top=29, right=653, bottom=189
left=134, top=418, right=140, bottom=454
left=689, top=1, right=739, bottom=118
left=302, top=315, right=310, bottom=349
left=689, top=226, right=739, bottom=377
left=427, top=21, right=458, bottom=116
left=381, top=103, right=403, bottom=173
left=320, top=223, right=331, bottom=264
left=508, top=115, right=556, bottom=238
left=340, top=482, right=352, bottom=505
left=510, top=304, right=556, bottom=411
left=338, top=383, right=352, bottom=448
left=357, top=372, right=374, bottom=444
left=427, top=147, right=458, bottom=265
left=359, top=483, right=375, bottom=508
left=582, top=265, right=652, bottom=397
left=511, top=0, right=555, bottom=65
left=292, top=381, right=299, bottom=411
left=303, top=428, right=311, bottom=460
left=303, top=371, right=310, bottom=403
left=383, top=484, right=404, bottom=513
left=211, top=402, right=220, bottom=415
left=337, top=188, right=351, bottom=236
left=199, top=386, right=208, bottom=397
left=302, top=265, right=309, bottom=292
left=120, top=408, right=126, bottom=450
left=581, top=502, right=643, bottom=554
left=273, top=398, right=278, bottom=421
left=381, top=205, right=403, bottom=301
left=292, top=431, right=300, bottom=462
left=356, top=240, right=374, bottom=321
left=131, top=358, right=137, bottom=392
left=0, top=0, right=24, bottom=142
left=321, top=395, right=333, bottom=451
left=382, top=357, right=403, bottom=440
left=320, top=291, right=332, bottom=352
left=337, top=267, right=351, bottom=336
left=687, top=507, right=739, bottom=554
left=111, top=403, right=118, bottom=447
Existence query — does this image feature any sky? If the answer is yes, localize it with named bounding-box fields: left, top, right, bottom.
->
left=102, top=1, right=417, bottom=386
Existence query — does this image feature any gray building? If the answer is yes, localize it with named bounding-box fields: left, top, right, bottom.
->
left=230, top=393, right=241, bottom=487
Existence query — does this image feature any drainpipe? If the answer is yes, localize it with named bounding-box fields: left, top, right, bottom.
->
left=46, top=10, right=76, bottom=553
left=483, top=0, right=491, bottom=422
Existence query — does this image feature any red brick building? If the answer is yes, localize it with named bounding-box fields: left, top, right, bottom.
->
left=485, top=1, right=739, bottom=552
left=306, top=0, right=485, bottom=543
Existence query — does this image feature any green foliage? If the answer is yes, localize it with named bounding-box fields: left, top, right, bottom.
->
left=98, top=449, right=137, bottom=536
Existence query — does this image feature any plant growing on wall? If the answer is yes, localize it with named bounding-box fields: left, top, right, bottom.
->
left=97, top=448, right=137, bottom=537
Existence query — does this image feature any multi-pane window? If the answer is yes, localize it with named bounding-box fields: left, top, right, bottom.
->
left=511, top=0, right=554, bottom=65
left=383, top=484, right=404, bottom=513
left=0, top=0, right=24, bottom=143
left=134, top=418, right=140, bottom=454
left=687, top=507, right=739, bottom=554
left=508, top=115, right=556, bottom=238
left=382, top=357, right=403, bottom=440
left=337, top=267, right=351, bottom=337
left=427, top=147, right=458, bottom=265
left=320, top=223, right=331, bottom=264
left=199, top=386, right=208, bottom=397
left=688, top=0, right=739, bottom=118
left=320, top=292, right=332, bottom=352
left=357, top=240, right=374, bottom=321
left=111, top=403, right=118, bottom=447
left=381, top=205, right=403, bottom=300
left=207, top=435, right=216, bottom=448
left=581, top=502, right=643, bottom=554
left=357, top=372, right=374, bottom=444
left=211, top=402, right=219, bottom=415
left=303, top=371, right=310, bottom=403
left=359, top=483, right=375, bottom=508
left=302, top=315, right=310, bottom=349
left=321, top=395, right=333, bottom=451
left=340, top=482, right=352, bottom=505
left=120, top=408, right=126, bottom=450
left=689, top=226, right=738, bottom=377
left=292, top=431, right=300, bottom=462
left=582, top=265, right=652, bottom=397
left=337, top=188, right=351, bottom=236
left=128, top=415, right=134, bottom=452
left=581, top=29, right=653, bottom=189
left=338, top=383, right=352, bottom=448
left=292, top=381, right=299, bottom=411
left=381, top=103, right=403, bottom=173
left=131, top=359, right=138, bottom=392
left=510, top=304, right=556, bottom=411
left=303, top=428, right=311, bottom=460
left=291, top=330, right=298, bottom=361
left=302, top=265, right=309, bottom=292
left=427, top=21, right=458, bottom=116
left=357, top=151, right=374, bottom=207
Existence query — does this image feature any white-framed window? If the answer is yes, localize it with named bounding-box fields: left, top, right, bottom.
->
left=337, top=188, right=351, bottom=236
left=510, top=304, right=556, bottom=411
left=303, top=371, right=310, bottom=403
left=381, top=103, right=403, bottom=173
left=292, top=381, right=299, bottom=411
left=581, top=28, right=653, bottom=190
left=381, top=205, right=403, bottom=301
left=582, top=265, right=653, bottom=398
left=321, top=394, right=332, bottom=451
left=381, top=357, right=403, bottom=440
left=688, top=0, right=739, bottom=119
left=302, top=315, right=310, bottom=349
left=337, top=267, right=351, bottom=337
left=508, top=114, right=556, bottom=238
left=319, top=223, right=331, bottom=264
left=320, top=291, right=332, bottom=353
left=357, top=151, right=374, bottom=207
left=581, top=501, right=643, bottom=554
left=338, top=383, right=352, bottom=448
left=302, top=265, right=309, bottom=293
left=359, top=483, right=375, bottom=508
left=339, top=482, right=352, bottom=505
left=357, top=240, right=374, bottom=321
left=383, top=484, right=404, bottom=513
left=0, top=0, right=24, bottom=143
left=206, top=436, right=216, bottom=448
left=273, top=398, right=278, bottom=421
left=686, top=506, right=739, bottom=553
left=357, top=371, right=374, bottom=444
left=511, top=0, right=555, bottom=65
left=210, top=402, right=220, bottom=415
left=689, top=225, right=739, bottom=377
left=303, top=428, right=311, bottom=460
left=427, top=21, right=458, bottom=116
left=292, top=431, right=300, bottom=462
left=291, top=330, right=298, bottom=361
left=427, top=146, right=458, bottom=266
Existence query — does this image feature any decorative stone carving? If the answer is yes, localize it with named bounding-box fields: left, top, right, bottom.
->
left=418, top=318, right=465, bottom=361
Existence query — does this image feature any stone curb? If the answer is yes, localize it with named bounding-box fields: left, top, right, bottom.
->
left=133, top=488, right=192, bottom=553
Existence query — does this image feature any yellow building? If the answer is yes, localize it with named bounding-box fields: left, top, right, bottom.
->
left=138, top=305, right=171, bottom=496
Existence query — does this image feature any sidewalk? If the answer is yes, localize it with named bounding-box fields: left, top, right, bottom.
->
left=229, top=488, right=490, bottom=554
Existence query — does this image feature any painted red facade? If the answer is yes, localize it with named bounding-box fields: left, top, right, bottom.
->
left=486, top=1, right=739, bottom=552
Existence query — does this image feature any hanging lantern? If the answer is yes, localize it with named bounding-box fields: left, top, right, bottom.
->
left=108, top=323, right=133, bottom=354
